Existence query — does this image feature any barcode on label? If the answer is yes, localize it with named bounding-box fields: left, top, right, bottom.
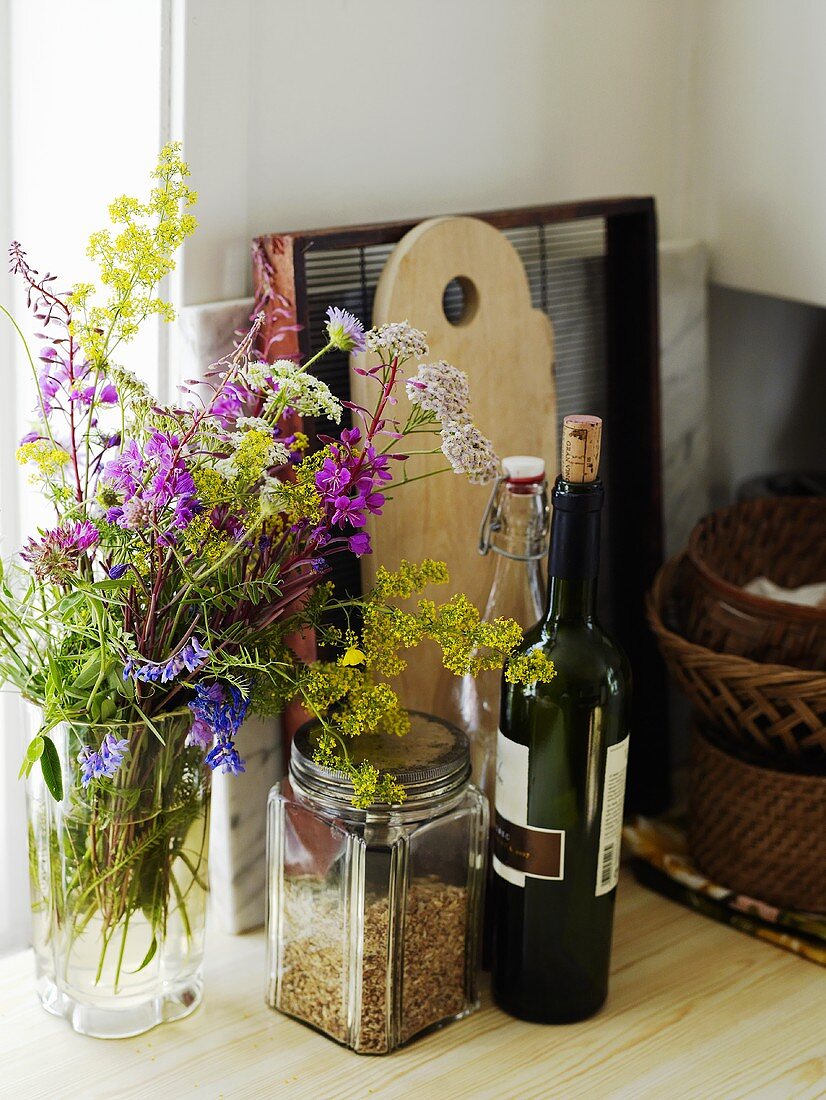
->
left=600, top=844, right=615, bottom=888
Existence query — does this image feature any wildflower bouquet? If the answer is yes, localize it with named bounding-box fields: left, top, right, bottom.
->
left=1, top=145, right=552, bottom=1034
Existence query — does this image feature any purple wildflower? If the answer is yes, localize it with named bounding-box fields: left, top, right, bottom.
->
left=78, top=733, right=130, bottom=787
left=205, top=739, right=246, bottom=775
left=348, top=532, right=372, bottom=556
left=331, top=493, right=367, bottom=528
left=185, top=717, right=214, bottom=749
left=98, top=383, right=119, bottom=405
left=103, top=440, right=146, bottom=495
left=325, top=306, right=366, bottom=354
left=188, top=681, right=250, bottom=776
left=209, top=381, right=251, bottom=428
left=103, top=432, right=199, bottom=537
left=315, top=457, right=352, bottom=496
left=21, top=520, right=100, bottom=583
left=108, top=563, right=129, bottom=579
left=125, top=636, right=210, bottom=684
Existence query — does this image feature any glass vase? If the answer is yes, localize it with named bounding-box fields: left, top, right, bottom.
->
left=26, top=712, right=210, bottom=1038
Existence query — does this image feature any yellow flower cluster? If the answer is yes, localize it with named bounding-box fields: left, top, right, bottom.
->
left=313, top=731, right=406, bottom=808
left=296, top=558, right=554, bottom=807
left=16, top=440, right=68, bottom=477
left=505, top=649, right=557, bottom=685
left=179, top=514, right=231, bottom=565
left=231, top=429, right=279, bottom=483
left=68, top=142, right=197, bottom=366
left=301, top=661, right=410, bottom=741
left=374, top=557, right=449, bottom=601
left=267, top=451, right=326, bottom=525
left=192, top=467, right=230, bottom=510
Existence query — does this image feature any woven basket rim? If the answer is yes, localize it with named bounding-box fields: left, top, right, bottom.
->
left=686, top=497, right=826, bottom=624
left=693, top=722, right=826, bottom=788
left=647, top=555, right=826, bottom=688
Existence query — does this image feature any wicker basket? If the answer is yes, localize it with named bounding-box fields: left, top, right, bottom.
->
left=647, top=556, right=826, bottom=771
left=689, top=725, right=826, bottom=912
left=684, top=497, right=826, bottom=669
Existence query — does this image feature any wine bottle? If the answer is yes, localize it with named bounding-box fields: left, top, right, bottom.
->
left=491, top=415, right=631, bottom=1023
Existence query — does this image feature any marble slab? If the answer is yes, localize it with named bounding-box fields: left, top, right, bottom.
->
left=658, top=241, right=711, bottom=556
left=209, top=714, right=282, bottom=934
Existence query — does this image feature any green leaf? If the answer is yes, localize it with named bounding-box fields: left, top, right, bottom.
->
left=18, top=737, right=44, bottom=782
left=39, top=736, right=63, bottom=802
left=72, top=654, right=103, bottom=691
left=98, top=696, right=117, bottom=721
left=46, top=652, right=63, bottom=691
left=129, top=936, right=157, bottom=975
left=26, top=735, right=45, bottom=763
left=57, top=591, right=85, bottom=616
left=91, top=577, right=133, bottom=591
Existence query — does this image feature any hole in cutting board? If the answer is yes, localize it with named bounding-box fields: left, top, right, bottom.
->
left=442, top=276, right=479, bottom=327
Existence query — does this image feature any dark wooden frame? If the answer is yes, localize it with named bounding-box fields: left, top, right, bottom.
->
left=252, top=197, right=670, bottom=813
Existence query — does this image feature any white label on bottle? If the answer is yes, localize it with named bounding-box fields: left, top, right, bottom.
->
left=493, top=730, right=565, bottom=888
left=595, top=734, right=630, bottom=896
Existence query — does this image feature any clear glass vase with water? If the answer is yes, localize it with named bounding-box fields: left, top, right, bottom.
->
left=26, top=712, right=210, bottom=1038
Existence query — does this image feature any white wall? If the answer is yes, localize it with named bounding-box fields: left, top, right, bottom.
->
left=9, top=1, right=166, bottom=409
left=696, top=0, right=826, bottom=306
left=175, top=0, right=698, bottom=305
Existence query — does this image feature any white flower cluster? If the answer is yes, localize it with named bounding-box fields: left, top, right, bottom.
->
left=365, top=321, right=429, bottom=362
left=258, top=473, right=290, bottom=515
left=406, top=359, right=500, bottom=484
left=108, top=365, right=152, bottom=408
left=264, top=360, right=343, bottom=423
left=235, top=416, right=272, bottom=433
left=440, top=420, right=501, bottom=485
left=406, top=360, right=470, bottom=424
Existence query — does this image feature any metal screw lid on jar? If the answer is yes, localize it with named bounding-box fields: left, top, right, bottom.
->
left=290, top=710, right=471, bottom=811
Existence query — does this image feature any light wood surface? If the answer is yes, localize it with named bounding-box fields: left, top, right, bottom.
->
left=351, top=216, right=556, bottom=713
left=2, top=875, right=823, bottom=1100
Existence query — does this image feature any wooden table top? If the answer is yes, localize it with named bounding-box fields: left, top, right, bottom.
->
left=1, top=875, right=823, bottom=1100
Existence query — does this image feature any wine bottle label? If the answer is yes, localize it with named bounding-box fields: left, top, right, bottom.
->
left=595, top=733, right=630, bottom=896
left=493, top=730, right=565, bottom=887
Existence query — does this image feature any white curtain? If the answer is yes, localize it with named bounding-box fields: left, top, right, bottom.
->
left=0, top=0, right=165, bottom=955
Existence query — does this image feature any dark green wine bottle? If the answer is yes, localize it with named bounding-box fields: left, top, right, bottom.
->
left=491, top=416, right=631, bottom=1023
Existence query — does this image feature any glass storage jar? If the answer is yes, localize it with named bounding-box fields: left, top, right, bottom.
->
left=266, top=712, right=488, bottom=1054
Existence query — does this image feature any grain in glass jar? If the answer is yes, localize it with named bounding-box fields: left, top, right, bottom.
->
left=265, top=712, right=488, bottom=1054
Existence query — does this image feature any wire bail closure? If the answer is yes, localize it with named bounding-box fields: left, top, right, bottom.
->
left=478, top=474, right=549, bottom=562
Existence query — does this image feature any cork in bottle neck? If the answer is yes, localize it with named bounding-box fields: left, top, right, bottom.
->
left=561, top=415, right=602, bottom=483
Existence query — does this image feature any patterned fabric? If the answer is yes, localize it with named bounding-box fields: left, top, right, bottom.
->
left=623, top=816, right=826, bottom=966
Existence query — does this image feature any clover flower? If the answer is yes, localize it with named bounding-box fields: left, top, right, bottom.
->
left=124, top=636, right=210, bottom=684
left=325, top=306, right=366, bottom=354
left=439, top=420, right=500, bottom=484
left=365, top=321, right=429, bottom=362
left=78, top=733, right=130, bottom=787
left=21, top=520, right=100, bottom=582
left=406, top=361, right=471, bottom=424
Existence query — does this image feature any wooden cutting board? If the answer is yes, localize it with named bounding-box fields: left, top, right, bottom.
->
left=350, top=216, right=556, bottom=712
